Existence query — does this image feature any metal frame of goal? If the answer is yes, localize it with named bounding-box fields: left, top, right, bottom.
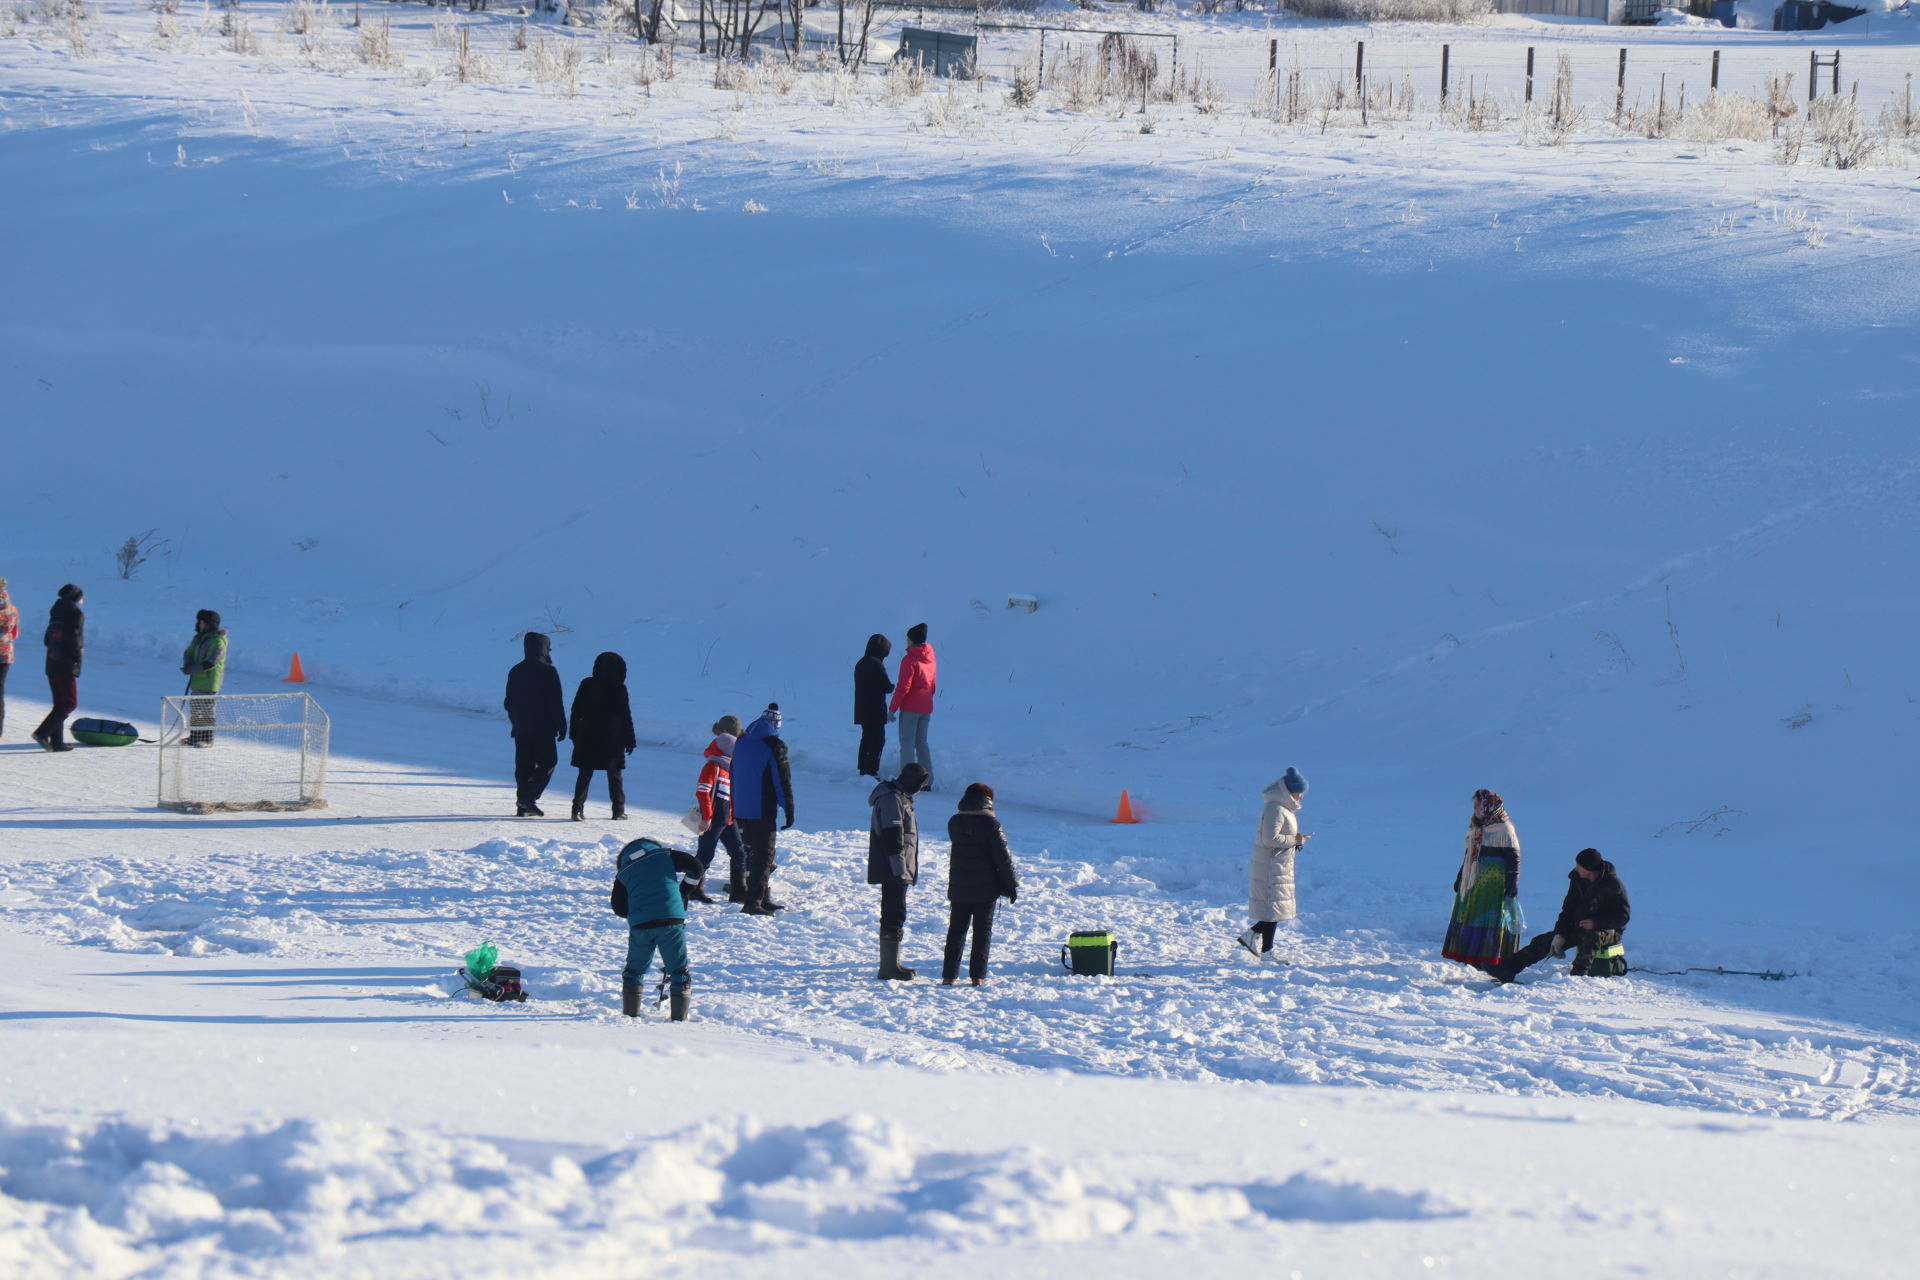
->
left=157, top=692, right=331, bottom=814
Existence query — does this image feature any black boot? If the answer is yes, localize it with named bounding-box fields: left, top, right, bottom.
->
left=669, top=983, right=691, bottom=1023
left=621, top=978, right=641, bottom=1018
left=571, top=800, right=585, bottom=822
left=877, top=935, right=916, bottom=981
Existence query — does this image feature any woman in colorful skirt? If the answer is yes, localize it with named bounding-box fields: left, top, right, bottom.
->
left=1442, top=788, right=1523, bottom=969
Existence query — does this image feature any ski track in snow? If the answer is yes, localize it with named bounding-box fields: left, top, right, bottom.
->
left=5, top=830, right=1914, bottom=1125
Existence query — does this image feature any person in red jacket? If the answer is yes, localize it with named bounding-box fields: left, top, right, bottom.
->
left=889, top=622, right=937, bottom=790
left=693, top=716, right=745, bottom=902
left=0, top=576, right=18, bottom=740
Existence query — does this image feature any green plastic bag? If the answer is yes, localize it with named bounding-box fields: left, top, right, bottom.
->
left=464, top=941, right=498, bottom=982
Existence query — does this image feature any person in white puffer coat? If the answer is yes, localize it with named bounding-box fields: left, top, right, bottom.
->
left=1238, top=767, right=1311, bottom=962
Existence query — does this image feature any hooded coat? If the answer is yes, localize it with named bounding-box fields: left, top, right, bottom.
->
left=183, top=611, right=229, bottom=694
left=730, top=708, right=793, bottom=824
left=854, top=634, right=895, bottom=726
left=1248, top=780, right=1305, bottom=923
left=1553, top=862, right=1631, bottom=938
left=889, top=642, right=937, bottom=716
left=505, top=632, right=567, bottom=741
left=866, top=778, right=921, bottom=885
left=0, top=583, right=19, bottom=665
left=946, top=794, right=1018, bottom=904
left=568, top=652, right=635, bottom=770
left=44, top=588, right=84, bottom=678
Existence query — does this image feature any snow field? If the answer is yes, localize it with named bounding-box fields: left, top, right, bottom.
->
left=0, top=1108, right=1463, bottom=1276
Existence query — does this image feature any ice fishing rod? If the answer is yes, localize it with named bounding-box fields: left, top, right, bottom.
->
left=1628, top=964, right=1798, bottom=981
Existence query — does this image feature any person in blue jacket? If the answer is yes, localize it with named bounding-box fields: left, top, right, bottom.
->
left=610, top=837, right=703, bottom=1021
left=730, top=702, right=794, bottom=917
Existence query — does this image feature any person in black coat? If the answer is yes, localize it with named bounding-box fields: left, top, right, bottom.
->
left=868, top=762, right=928, bottom=981
left=568, top=651, right=636, bottom=822
left=33, top=584, right=84, bottom=752
left=1488, top=848, right=1632, bottom=983
left=505, top=632, right=568, bottom=817
left=854, top=633, right=894, bottom=778
left=943, top=782, right=1019, bottom=986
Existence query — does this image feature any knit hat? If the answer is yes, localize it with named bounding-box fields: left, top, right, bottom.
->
left=58, top=583, right=82, bottom=602
left=1576, top=848, right=1606, bottom=873
left=712, top=733, right=736, bottom=755
left=961, top=782, right=994, bottom=807
left=761, top=702, right=781, bottom=729
left=907, top=622, right=928, bottom=645
left=196, top=608, right=222, bottom=630
left=712, top=715, right=743, bottom=737
left=1283, top=766, right=1307, bottom=796
left=896, top=762, right=929, bottom=794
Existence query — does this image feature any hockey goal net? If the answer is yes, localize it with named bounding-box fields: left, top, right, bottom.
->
left=157, top=692, right=331, bottom=813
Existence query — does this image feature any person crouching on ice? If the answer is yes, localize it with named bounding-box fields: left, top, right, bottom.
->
left=611, top=838, right=704, bottom=1021
left=1487, top=848, right=1631, bottom=984
left=869, top=761, right=928, bottom=981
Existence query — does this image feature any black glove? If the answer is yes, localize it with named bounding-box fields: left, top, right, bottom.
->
left=1006, top=892, right=1018, bottom=905
left=781, top=812, right=794, bottom=831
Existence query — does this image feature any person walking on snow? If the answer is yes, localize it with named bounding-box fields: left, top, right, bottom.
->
left=943, top=782, right=1019, bottom=986
left=33, top=584, right=84, bottom=752
left=610, top=837, right=703, bottom=1021
left=890, top=622, right=937, bottom=788
left=868, top=761, right=929, bottom=981
left=692, top=716, right=745, bottom=903
left=731, top=703, right=794, bottom=916
left=0, top=577, right=19, bottom=740
left=854, top=633, right=894, bottom=779
left=180, top=609, right=228, bottom=747
left=1238, top=768, right=1312, bottom=962
left=1442, top=789, right=1524, bottom=969
left=568, top=651, right=635, bottom=821
left=504, top=631, right=567, bottom=817
left=1487, top=848, right=1631, bottom=983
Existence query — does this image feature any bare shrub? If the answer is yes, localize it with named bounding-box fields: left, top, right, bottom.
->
left=1883, top=74, right=1917, bottom=140
left=1763, top=74, right=1798, bottom=136
left=449, top=26, right=496, bottom=83
left=357, top=14, right=396, bottom=66
left=1682, top=91, right=1769, bottom=143
left=1441, top=78, right=1498, bottom=131
left=527, top=34, right=579, bottom=97
left=881, top=54, right=928, bottom=104
left=115, top=530, right=169, bottom=580
left=282, top=0, right=321, bottom=35
left=224, top=11, right=258, bottom=53
left=1808, top=96, right=1872, bottom=169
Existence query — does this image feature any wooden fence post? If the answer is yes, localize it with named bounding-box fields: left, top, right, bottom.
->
left=1355, top=39, right=1364, bottom=93
left=1525, top=46, right=1535, bottom=105
left=1269, top=37, right=1277, bottom=72
left=1440, top=43, right=1450, bottom=104
left=1615, top=47, right=1626, bottom=122
left=1809, top=48, right=1817, bottom=101
left=1710, top=48, right=1719, bottom=93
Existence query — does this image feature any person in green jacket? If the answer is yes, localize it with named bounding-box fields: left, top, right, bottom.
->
left=181, top=609, right=228, bottom=746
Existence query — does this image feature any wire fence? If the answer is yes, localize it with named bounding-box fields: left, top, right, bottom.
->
left=833, top=16, right=1920, bottom=116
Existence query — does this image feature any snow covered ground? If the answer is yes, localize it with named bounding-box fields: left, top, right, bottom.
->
left=5, top=3, right=1920, bottom=1275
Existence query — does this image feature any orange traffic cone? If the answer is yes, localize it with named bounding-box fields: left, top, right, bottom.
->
left=1111, top=790, right=1140, bottom=824
left=283, top=652, right=306, bottom=683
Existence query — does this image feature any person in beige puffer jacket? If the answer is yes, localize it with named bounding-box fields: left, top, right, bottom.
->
left=1238, top=767, right=1311, bottom=962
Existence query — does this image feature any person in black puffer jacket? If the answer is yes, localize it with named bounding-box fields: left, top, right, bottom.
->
left=853, top=633, right=894, bottom=778
left=568, top=651, right=635, bottom=821
left=943, top=782, right=1019, bottom=986
left=505, top=631, right=567, bottom=817
left=34, top=584, right=85, bottom=752
left=1488, top=848, right=1632, bottom=983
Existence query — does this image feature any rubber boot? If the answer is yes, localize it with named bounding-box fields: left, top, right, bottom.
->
left=669, top=983, right=691, bottom=1022
left=877, top=935, right=916, bottom=981
left=621, top=978, right=641, bottom=1018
